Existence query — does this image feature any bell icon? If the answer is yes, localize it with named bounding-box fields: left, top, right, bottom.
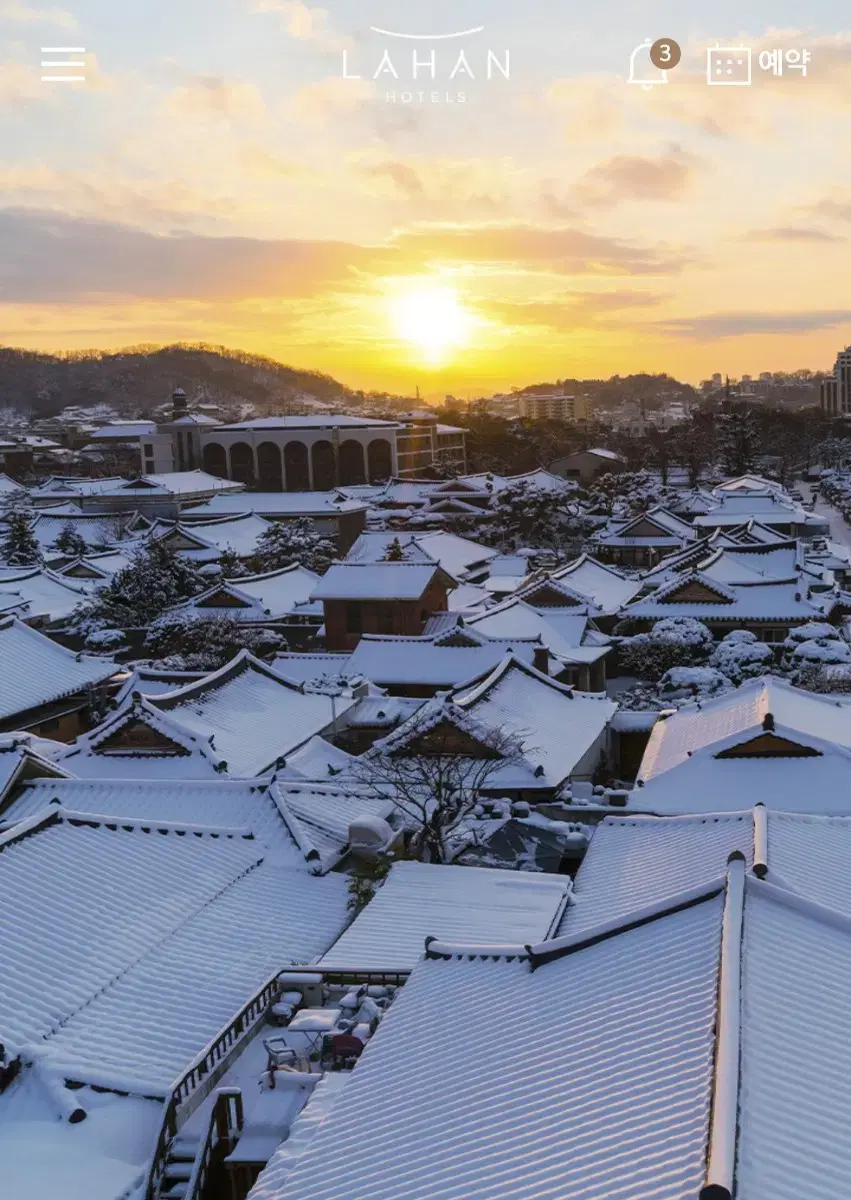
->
left=627, top=38, right=668, bottom=89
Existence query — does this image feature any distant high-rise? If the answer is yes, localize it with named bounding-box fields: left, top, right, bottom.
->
left=821, top=347, right=851, bottom=417
left=518, top=393, right=589, bottom=423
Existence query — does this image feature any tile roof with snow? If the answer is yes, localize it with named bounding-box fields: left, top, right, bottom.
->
left=29, top=512, right=134, bottom=554
left=546, top=552, right=643, bottom=612
left=267, top=885, right=724, bottom=1200
left=172, top=564, right=321, bottom=622
left=261, top=851, right=851, bottom=1200
left=622, top=571, right=830, bottom=622
left=639, top=676, right=851, bottom=781
left=318, top=859, right=570, bottom=971
left=180, top=490, right=367, bottom=519
left=0, top=617, right=118, bottom=725
left=152, top=512, right=274, bottom=560
left=466, top=598, right=611, bottom=662
left=0, top=809, right=349, bottom=1096
left=344, top=632, right=539, bottom=688
left=0, top=567, right=91, bottom=623
left=148, top=651, right=356, bottom=776
left=453, top=655, right=617, bottom=786
left=310, top=561, right=456, bottom=601
left=110, top=469, right=244, bottom=496
left=410, top=531, right=498, bottom=578
left=29, top=476, right=131, bottom=500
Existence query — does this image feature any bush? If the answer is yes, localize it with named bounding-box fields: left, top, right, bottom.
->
left=618, top=617, right=714, bottom=682
left=709, top=632, right=774, bottom=683
left=144, top=613, right=285, bottom=671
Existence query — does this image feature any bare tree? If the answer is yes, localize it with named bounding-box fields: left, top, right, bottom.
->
left=352, top=707, right=527, bottom=864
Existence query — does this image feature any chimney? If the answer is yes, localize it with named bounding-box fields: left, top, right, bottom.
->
left=172, top=387, right=188, bottom=420
left=533, top=645, right=549, bottom=675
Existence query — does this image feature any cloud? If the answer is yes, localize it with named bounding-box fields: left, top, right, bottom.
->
left=745, top=226, right=845, bottom=243
left=658, top=310, right=851, bottom=339
left=0, top=2, right=77, bottom=27
left=0, top=58, right=46, bottom=104
left=484, top=289, right=665, bottom=331
left=251, top=0, right=348, bottom=52
left=361, top=161, right=424, bottom=198
left=804, top=196, right=851, bottom=224
left=0, top=208, right=375, bottom=302
left=292, top=76, right=373, bottom=122
left=391, top=223, right=689, bottom=276
left=571, top=147, right=704, bottom=209
left=167, top=76, right=265, bottom=121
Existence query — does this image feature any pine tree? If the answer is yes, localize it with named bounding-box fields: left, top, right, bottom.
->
left=382, top=537, right=405, bottom=562
left=76, top=539, right=203, bottom=628
left=255, top=518, right=336, bottom=574
left=0, top=507, right=43, bottom=566
left=53, top=522, right=89, bottom=559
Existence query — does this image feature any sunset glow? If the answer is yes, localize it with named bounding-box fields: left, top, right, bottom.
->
left=389, top=285, right=473, bottom=365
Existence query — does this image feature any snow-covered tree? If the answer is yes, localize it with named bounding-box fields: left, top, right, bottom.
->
left=74, top=539, right=203, bottom=628
left=0, top=495, right=43, bottom=566
left=144, top=612, right=284, bottom=671
left=353, top=717, right=526, bottom=864
left=587, top=470, right=675, bottom=518
left=382, top=537, right=405, bottom=562
left=53, top=522, right=89, bottom=558
left=617, top=617, right=714, bottom=682
left=255, top=518, right=335, bottom=574
left=708, top=630, right=775, bottom=683
left=485, top=481, right=591, bottom=553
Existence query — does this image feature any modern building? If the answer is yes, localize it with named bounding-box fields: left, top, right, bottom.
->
left=550, top=446, right=626, bottom=484
left=518, top=392, right=589, bottom=423
left=821, top=346, right=851, bottom=416
left=394, top=411, right=468, bottom=478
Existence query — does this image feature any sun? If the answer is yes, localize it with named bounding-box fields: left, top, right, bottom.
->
left=390, top=284, right=473, bottom=364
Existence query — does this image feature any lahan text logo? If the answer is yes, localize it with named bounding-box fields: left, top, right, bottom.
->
left=342, top=24, right=510, bottom=104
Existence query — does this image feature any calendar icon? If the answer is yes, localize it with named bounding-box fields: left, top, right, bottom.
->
left=706, top=44, right=752, bottom=85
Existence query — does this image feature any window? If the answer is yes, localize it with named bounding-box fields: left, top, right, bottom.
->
left=346, top=602, right=362, bottom=634
left=143, top=442, right=153, bottom=455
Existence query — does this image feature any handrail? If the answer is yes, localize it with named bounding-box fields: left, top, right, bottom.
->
left=184, top=1088, right=244, bottom=1200
left=144, top=968, right=285, bottom=1200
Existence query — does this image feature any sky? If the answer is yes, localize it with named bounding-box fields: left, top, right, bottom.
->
left=0, top=0, right=850, bottom=397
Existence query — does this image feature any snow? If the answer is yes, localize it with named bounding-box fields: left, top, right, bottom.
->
left=274, top=895, right=722, bottom=1200
left=311, top=562, right=453, bottom=601
left=0, top=617, right=117, bottom=723
left=318, top=860, right=570, bottom=971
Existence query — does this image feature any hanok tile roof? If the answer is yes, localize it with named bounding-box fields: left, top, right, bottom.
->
left=0, top=567, right=91, bottom=623
left=175, top=564, right=321, bottom=622
left=318, top=860, right=570, bottom=972
left=0, top=617, right=118, bottom=723
left=453, top=655, right=616, bottom=786
left=548, top=553, right=643, bottom=611
left=270, top=888, right=724, bottom=1200
left=310, top=562, right=456, bottom=602
left=149, top=651, right=356, bottom=776
left=622, top=571, right=828, bottom=622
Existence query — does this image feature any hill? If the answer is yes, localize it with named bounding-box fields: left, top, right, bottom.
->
left=0, top=343, right=353, bottom=418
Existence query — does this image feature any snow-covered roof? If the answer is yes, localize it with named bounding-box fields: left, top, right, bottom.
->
left=272, top=652, right=354, bottom=686
left=318, top=860, right=570, bottom=971
left=274, top=887, right=723, bottom=1200
left=697, top=543, right=802, bottom=585
left=181, top=490, right=366, bottom=518
left=91, top=420, right=157, bottom=439
left=113, top=666, right=207, bottom=703
left=148, top=651, right=356, bottom=776
left=29, top=476, right=130, bottom=498
left=56, top=547, right=135, bottom=579
left=214, top=415, right=399, bottom=430
left=345, top=633, right=538, bottom=688
left=412, top=531, right=499, bottom=578
left=152, top=512, right=273, bottom=560
left=112, top=469, right=244, bottom=496
left=343, top=532, right=434, bottom=565
left=453, top=655, right=616, bottom=786
left=0, top=735, right=70, bottom=803
left=466, top=598, right=598, bottom=657
left=0, top=473, right=25, bottom=494
left=267, top=854, right=851, bottom=1200
left=310, top=562, right=455, bottom=602
left=549, top=553, right=643, bottom=611
left=0, top=567, right=90, bottom=623
left=639, top=676, right=851, bottom=783
left=0, top=808, right=348, bottom=1094
left=0, top=618, right=117, bottom=723
left=174, top=564, right=321, bottom=622
left=564, top=808, right=851, bottom=936
left=29, top=512, right=132, bottom=553
left=271, top=779, right=397, bottom=871
left=622, top=572, right=828, bottom=622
